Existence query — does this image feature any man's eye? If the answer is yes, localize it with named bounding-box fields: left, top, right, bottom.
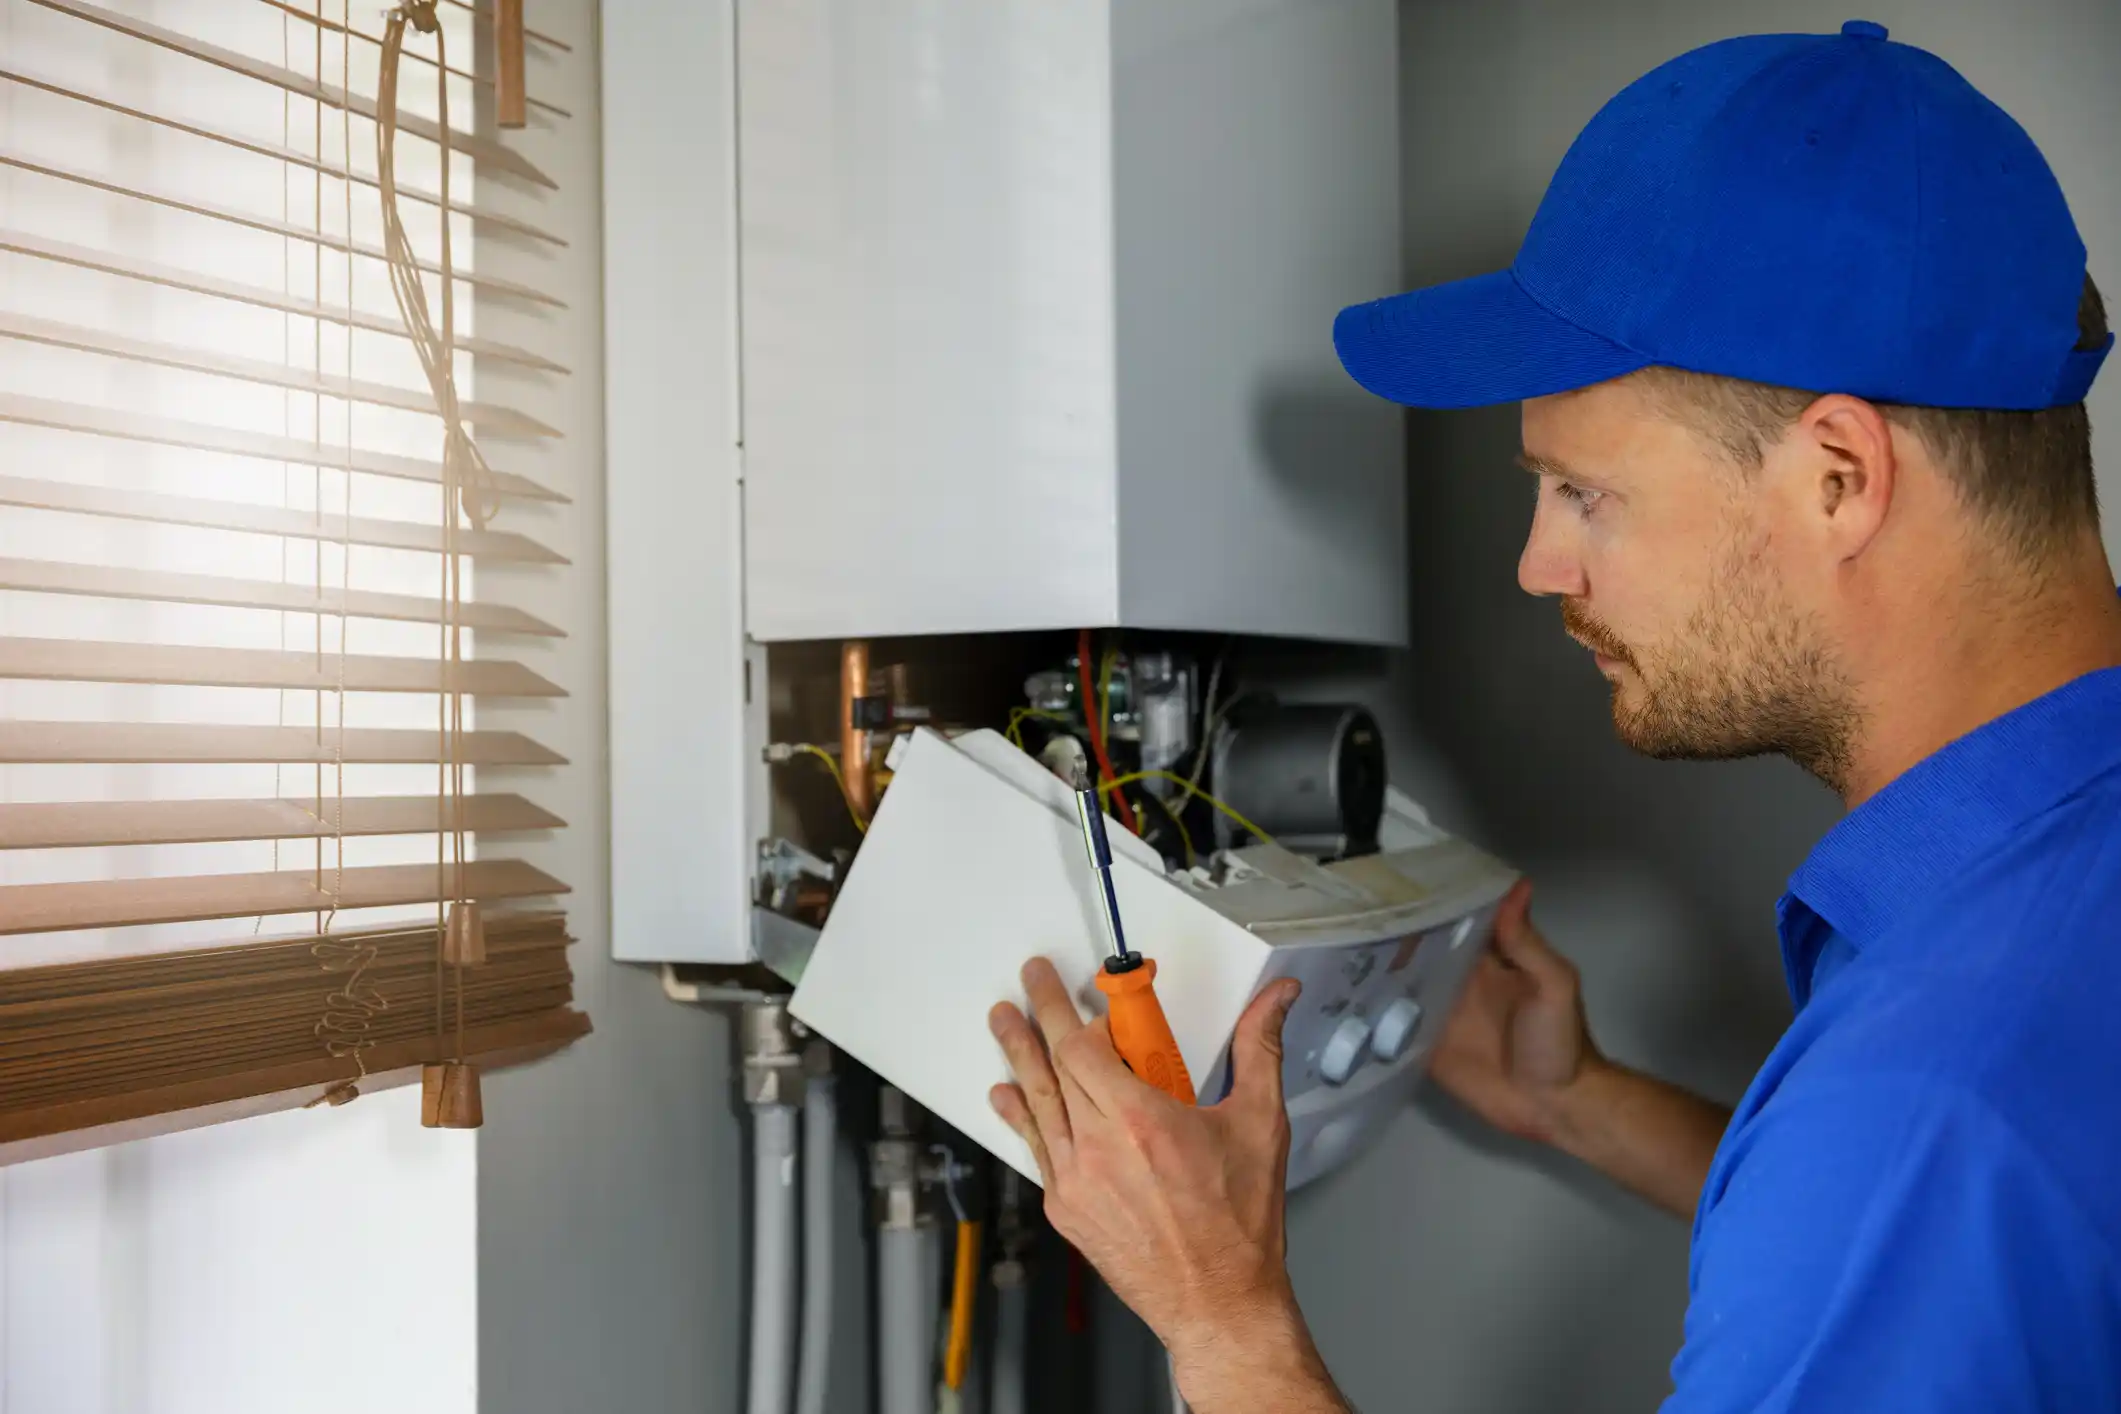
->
left=1553, top=481, right=1605, bottom=515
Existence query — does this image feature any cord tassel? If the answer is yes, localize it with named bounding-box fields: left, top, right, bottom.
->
left=443, top=899, right=487, bottom=966
left=421, top=1061, right=483, bottom=1129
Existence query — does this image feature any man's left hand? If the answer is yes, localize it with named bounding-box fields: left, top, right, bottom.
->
left=988, top=958, right=1347, bottom=1413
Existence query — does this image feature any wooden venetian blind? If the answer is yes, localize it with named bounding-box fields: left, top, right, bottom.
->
left=0, top=0, right=586, bottom=1161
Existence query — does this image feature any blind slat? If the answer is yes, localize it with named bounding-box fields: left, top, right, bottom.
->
left=0, top=391, right=565, bottom=502
left=1, top=910, right=568, bottom=994
left=0, top=857, right=570, bottom=936
left=4, top=969, right=575, bottom=1093
left=0, top=311, right=560, bottom=439
left=0, top=722, right=567, bottom=766
left=5, top=989, right=575, bottom=1107
left=6, top=940, right=567, bottom=1045
left=0, top=1010, right=591, bottom=1162
left=26, top=0, right=557, bottom=188
left=0, top=474, right=569, bottom=563
left=2, top=227, right=570, bottom=375
left=0, top=63, right=566, bottom=247
left=0, top=637, right=565, bottom=696
left=258, top=0, right=574, bottom=121
left=0, top=793, right=564, bottom=850
left=0, top=149, right=565, bottom=310
left=0, top=555, right=564, bottom=637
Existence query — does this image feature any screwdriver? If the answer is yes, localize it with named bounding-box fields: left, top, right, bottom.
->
left=1071, top=761, right=1197, bottom=1104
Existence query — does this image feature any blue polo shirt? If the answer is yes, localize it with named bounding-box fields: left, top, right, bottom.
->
left=1665, top=665, right=2121, bottom=1412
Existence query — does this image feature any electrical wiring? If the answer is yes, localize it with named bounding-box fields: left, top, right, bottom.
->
left=1003, top=706, right=1067, bottom=749
left=1100, top=769, right=1274, bottom=847
left=789, top=744, right=868, bottom=834
left=1097, top=644, right=1118, bottom=740
left=1076, top=628, right=1138, bottom=835
left=1175, top=648, right=1229, bottom=809
left=1145, top=792, right=1196, bottom=869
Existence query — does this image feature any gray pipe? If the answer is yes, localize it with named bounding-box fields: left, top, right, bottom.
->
left=879, top=1225, right=934, bottom=1414
left=989, top=1265, right=1029, bottom=1414
left=748, top=1103, right=801, bottom=1414
left=795, top=1078, right=837, bottom=1414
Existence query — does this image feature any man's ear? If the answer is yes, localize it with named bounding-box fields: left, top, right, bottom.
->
left=1792, top=394, right=1898, bottom=562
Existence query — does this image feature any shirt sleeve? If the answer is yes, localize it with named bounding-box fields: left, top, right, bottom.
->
left=1663, top=1075, right=2121, bottom=1414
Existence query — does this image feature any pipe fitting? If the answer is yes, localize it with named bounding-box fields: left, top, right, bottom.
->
left=870, top=1085, right=932, bottom=1232
left=741, top=999, right=807, bottom=1108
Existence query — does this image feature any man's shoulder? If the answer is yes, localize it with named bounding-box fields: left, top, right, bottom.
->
left=1771, top=925, right=2121, bottom=1252
left=1680, top=1062, right=2121, bottom=1414
left=1842, top=764, right=2121, bottom=1054
left=1909, top=761, right=2121, bottom=941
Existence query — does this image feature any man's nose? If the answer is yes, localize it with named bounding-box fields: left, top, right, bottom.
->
left=1517, top=501, right=1588, bottom=598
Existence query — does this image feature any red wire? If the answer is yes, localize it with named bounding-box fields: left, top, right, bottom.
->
left=1076, top=628, right=1138, bottom=835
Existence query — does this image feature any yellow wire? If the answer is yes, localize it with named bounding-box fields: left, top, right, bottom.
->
left=1004, top=706, right=1068, bottom=749
left=1100, top=769, right=1274, bottom=847
left=793, top=744, right=868, bottom=833
left=1144, top=789, right=1196, bottom=866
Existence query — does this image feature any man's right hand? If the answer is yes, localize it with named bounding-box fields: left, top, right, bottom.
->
left=1429, top=880, right=1604, bottom=1147
left=1428, top=880, right=1732, bottom=1219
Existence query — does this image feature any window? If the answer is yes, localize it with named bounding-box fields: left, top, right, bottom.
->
left=0, top=0, right=584, bottom=1157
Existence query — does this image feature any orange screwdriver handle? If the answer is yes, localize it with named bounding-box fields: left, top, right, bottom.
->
left=1095, top=960, right=1196, bottom=1104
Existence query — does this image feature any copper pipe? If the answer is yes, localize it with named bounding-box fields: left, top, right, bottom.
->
left=841, top=640, right=873, bottom=820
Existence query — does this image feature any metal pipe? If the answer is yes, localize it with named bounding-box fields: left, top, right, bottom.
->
left=879, top=1226, right=933, bottom=1414
left=989, top=1168, right=1030, bottom=1414
left=990, top=1261, right=1029, bottom=1414
left=840, top=639, right=873, bottom=818
left=744, top=1001, right=808, bottom=1414
left=795, top=1065, right=838, bottom=1414
left=874, top=1087, right=934, bottom=1414
left=748, top=1102, right=801, bottom=1414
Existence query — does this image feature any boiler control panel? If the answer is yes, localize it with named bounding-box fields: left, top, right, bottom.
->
left=1189, top=797, right=1513, bottom=1188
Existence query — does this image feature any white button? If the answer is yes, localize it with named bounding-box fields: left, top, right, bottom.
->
left=1370, top=997, right=1424, bottom=1062
left=1318, top=1016, right=1371, bottom=1085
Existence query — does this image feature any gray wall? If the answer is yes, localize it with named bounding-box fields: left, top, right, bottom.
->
left=469, top=7, right=880, bottom=1410
left=1280, top=4, right=2121, bottom=1413
left=470, top=5, right=2121, bottom=1413
left=467, top=9, right=771, bottom=1412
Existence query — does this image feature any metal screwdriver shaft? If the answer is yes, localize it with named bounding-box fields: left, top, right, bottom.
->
left=1070, top=762, right=1196, bottom=1104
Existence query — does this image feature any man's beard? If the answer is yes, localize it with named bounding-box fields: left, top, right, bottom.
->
left=1561, top=543, right=1859, bottom=793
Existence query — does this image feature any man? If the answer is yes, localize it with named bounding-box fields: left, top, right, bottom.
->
left=987, top=21, right=2121, bottom=1413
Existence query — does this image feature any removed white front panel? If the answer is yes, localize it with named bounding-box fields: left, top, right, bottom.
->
left=791, top=731, right=1275, bottom=1182
left=792, top=733, right=1516, bottom=1189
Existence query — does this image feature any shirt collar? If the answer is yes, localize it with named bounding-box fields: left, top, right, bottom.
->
left=1787, top=664, right=2121, bottom=952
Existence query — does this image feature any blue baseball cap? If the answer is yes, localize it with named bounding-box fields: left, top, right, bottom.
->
left=1334, top=20, right=2111, bottom=412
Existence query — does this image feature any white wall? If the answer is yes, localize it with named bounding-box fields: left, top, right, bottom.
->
left=1, top=1098, right=475, bottom=1414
